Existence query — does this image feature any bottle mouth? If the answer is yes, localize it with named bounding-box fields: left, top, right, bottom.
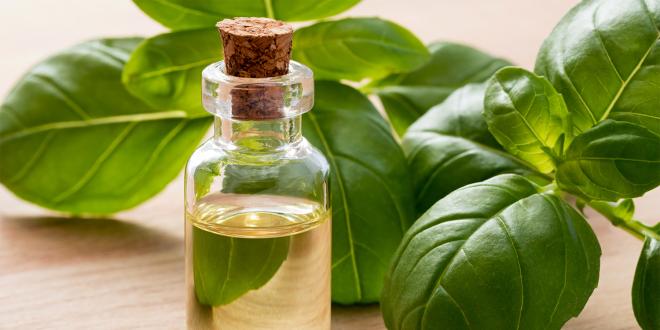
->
left=202, top=60, right=314, bottom=120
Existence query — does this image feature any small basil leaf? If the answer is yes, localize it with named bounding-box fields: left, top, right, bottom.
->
left=293, top=18, right=429, bottom=82
left=372, top=42, right=510, bottom=136
left=535, top=0, right=660, bottom=134
left=303, top=81, right=416, bottom=303
left=556, top=120, right=660, bottom=201
left=382, top=174, right=601, bottom=330
left=633, top=235, right=660, bottom=330
left=403, top=83, right=532, bottom=213
left=122, top=28, right=222, bottom=114
left=193, top=226, right=290, bottom=306
left=0, top=38, right=211, bottom=215
left=484, top=67, right=571, bottom=173
left=133, top=0, right=361, bottom=30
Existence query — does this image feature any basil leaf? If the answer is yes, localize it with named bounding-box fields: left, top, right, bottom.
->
left=133, top=0, right=361, bottom=30
left=556, top=120, right=660, bottom=201
left=535, top=0, right=660, bottom=135
left=382, top=174, right=601, bottom=330
left=633, top=235, right=660, bottom=330
left=484, top=67, right=571, bottom=173
left=303, top=81, right=415, bottom=303
left=193, top=226, right=290, bottom=306
left=0, top=38, right=211, bottom=214
left=403, top=83, right=532, bottom=214
left=371, top=42, right=510, bottom=136
left=293, top=18, right=429, bottom=81
left=122, top=28, right=222, bottom=114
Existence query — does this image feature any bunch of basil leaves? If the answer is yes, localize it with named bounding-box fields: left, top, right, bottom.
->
left=380, top=0, right=660, bottom=329
left=0, top=0, right=658, bottom=328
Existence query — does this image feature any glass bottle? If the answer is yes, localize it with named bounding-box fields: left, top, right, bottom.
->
left=184, top=60, right=331, bottom=329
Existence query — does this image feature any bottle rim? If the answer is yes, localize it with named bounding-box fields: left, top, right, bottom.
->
left=202, top=60, right=314, bottom=120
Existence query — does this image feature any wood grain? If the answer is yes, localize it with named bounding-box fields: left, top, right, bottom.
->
left=1, top=179, right=657, bottom=329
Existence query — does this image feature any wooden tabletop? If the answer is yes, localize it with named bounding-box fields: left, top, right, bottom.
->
left=0, top=0, right=656, bottom=329
left=1, top=178, right=657, bottom=329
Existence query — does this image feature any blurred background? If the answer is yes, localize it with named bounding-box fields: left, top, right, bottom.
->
left=0, top=1, right=655, bottom=329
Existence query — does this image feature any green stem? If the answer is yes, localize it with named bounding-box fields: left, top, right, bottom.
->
left=587, top=199, right=659, bottom=240
left=264, top=0, right=275, bottom=18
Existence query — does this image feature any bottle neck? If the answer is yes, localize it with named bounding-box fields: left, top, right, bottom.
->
left=213, top=116, right=303, bottom=153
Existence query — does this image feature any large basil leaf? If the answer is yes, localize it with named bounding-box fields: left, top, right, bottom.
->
left=484, top=67, right=571, bottom=173
left=633, top=235, right=660, bottom=330
left=123, top=28, right=222, bottom=114
left=193, top=226, right=289, bottom=306
left=403, top=83, right=532, bottom=214
left=302, top=81, right=415, bottom=304
left=0, top=38, right=211, bottom=214
left=371, top=42, right=510, bottom=136
left=133, top=0, right=361, bottom=30
left=535, top=0, right=660, bottom=135
left=293, top=18, right=429, bottom=82
left=556, top=120, right=660, bottom=201
left=381, top=174, right=601, bottom=330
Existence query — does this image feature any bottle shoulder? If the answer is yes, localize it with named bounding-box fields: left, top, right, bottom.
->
left=187, top=138, right=329, bottom=175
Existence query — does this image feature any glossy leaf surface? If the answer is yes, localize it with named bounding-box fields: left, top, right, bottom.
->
left=123, top=28, right=222, bottom=113
left=556, top=120, right=660, bottom=201
left=293, top=18, right=429, bottom=82
left=535, top=0, right=660, bottom=135
left=372, top=42, right=510, bottom=135
left=0, top=39, right=211, bottom=214
left=633, top=235, right=660, bottom=330
left=484, top=67, right=571, bottom=173
left=133, top=0, right=361, bottom=30
left=303, top=81, right=416, bottom=303
left=382, top=174, right=601, bottom=330
left=403, top=83, right=531, bottom=213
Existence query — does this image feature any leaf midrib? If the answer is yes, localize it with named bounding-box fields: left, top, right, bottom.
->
left=600, top=34, right=659, bottom=121
left=306, top=111, right=362, bottom=300
left=0, top=111, right=203, bottom=143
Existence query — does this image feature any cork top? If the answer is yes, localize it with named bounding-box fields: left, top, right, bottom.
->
left=217, top=17, right=294, bottom=78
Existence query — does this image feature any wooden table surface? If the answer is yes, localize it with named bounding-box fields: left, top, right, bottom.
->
left=0, top=0, right=657, bottom=329
left=1, top=179, right=658, bottom=329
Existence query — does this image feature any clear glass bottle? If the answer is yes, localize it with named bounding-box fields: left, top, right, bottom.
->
left=185, top=60, right=331, bottom=329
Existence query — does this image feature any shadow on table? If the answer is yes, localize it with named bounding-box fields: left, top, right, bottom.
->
left=1, top=215, right=181, bottom=268
left=332, top=303, right=385, bottom=329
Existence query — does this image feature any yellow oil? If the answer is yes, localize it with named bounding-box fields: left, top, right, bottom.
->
left=186, top=193, right=331, bottom=330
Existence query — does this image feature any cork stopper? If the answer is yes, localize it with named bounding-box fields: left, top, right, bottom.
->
left=216, top=17, right=293, bottom=120
left=217, top=17, right=293, bottom=78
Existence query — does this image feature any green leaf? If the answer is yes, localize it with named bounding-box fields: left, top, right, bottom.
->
left=122, top=28, right=222, bottom=114
left=556, top=120, right=660, bottom=201
left=193, top=226, right=289, bottom=306
left=402, top=83, right=533, bottom=214
left=484, top=67, right=571, bottom=173
left=381, top=174, right=601, bottom=330
left=0, top=38, right=211, bottom=214
left=371, top=42, right=510, bottom=136
left=302, top=81, right=416, bottom=303
left=633, top=235, right=660, bottom=330
left=293, top=18, right=429, bottom=81
left=535, top=0, right=660, bottom=135
left=133, top=0, right=361, bottom=30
